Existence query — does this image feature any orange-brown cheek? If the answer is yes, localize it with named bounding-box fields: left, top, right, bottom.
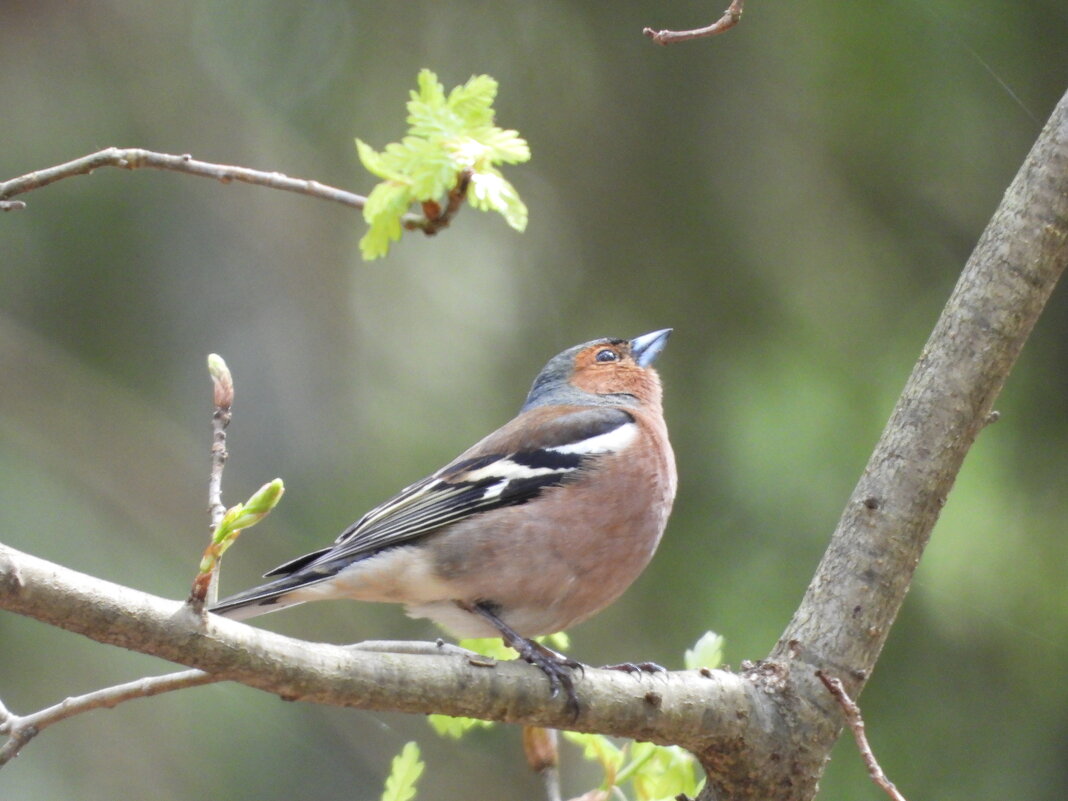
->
left=571, top=365, right=646, bottom=396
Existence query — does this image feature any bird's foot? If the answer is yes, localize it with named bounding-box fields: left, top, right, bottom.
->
left=457, top=600, right=584, bottom=717
left=511, top=636, right=584, bottom=717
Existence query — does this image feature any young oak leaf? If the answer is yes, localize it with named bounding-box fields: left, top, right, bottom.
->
left=380, top=742, right=424, bottom=801
left=356, top=68, right=530, bottom=259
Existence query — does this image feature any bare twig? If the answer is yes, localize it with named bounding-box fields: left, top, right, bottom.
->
left=206, top=354, right=233, bottom=533
left=419, top=169, right=473, bottom=235
left=0, top=200, right=25, bottom=212
left=190, top=354, right=235, bottom=611
left=0, top=670, right=219, bottom=767
left=0, top=148, right=425, bottom=230
left=817, top=672, right=908, bottom=801
left=643, top=0, right=745, bottom=45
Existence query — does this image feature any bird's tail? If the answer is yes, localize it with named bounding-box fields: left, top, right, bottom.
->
left=209, top=574, right=315, bottom=620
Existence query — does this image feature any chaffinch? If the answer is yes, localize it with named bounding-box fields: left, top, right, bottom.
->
left=211, top=329, right=676, bottom=711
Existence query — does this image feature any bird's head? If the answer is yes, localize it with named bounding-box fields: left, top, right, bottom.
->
left=521, top=329, right=672, bottom=411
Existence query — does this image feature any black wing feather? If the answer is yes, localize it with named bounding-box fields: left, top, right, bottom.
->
left=262, top=407, right=634, bottom=578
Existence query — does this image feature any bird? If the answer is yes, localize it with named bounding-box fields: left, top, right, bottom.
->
left=210, top=329, right=676, bottom=712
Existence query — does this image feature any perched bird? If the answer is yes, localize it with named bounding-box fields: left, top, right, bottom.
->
left=211, top=329, right=676, bottom=710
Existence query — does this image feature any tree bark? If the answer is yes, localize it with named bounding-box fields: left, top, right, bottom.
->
left=698, top=86, right=1068, bottom=799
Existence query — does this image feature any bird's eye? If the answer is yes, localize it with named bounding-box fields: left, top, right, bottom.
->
left=595, top=348, right=619, bottom=363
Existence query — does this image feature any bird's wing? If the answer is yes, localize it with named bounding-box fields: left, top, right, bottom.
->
left=262, top=406, right=637, bottom=577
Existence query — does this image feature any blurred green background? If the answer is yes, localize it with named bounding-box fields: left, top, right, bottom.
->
left=2, top=1, right=1067, bottom=799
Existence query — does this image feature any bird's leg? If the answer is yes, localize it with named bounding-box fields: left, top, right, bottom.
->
left=457, top=601, right=583, bottom=717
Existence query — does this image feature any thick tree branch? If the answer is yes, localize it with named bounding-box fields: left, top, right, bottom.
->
left=0, top=542, right=757, bottom=753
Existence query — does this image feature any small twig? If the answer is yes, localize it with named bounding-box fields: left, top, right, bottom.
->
left=643, top=0, right=745, bottom=45
left=0, top=670, right=219, bottom=767
left=0, top=200, right=25, bottom=212
left=207, top=354, right=233, bottom=533
left=416, top=169, right=473, bottom=235
left=189, top=355, right=234, bottom=611
left=0, top=147, right=425, bottom=230
left=817, top=671, right=908, bottom=801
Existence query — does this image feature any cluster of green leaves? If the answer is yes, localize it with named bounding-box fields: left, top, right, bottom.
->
left=356, top=69, right=531, bottom=260
left=560, top=632, right=723, bottom=801
left=401, top=631, right=725, bottom=801
left=562, top=735, right=703, bottom=801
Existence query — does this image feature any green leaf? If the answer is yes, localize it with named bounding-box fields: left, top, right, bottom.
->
left=380, top=742, right=424, bottom=801
left=198, top=479, right=286, bottom=573
left=630, top=745, right=702, bottom=801
left=562, top=731, right=625, bottom=774
left=561, top=632, right=722, bottom=801
left=543, top=630, right=570, bottom=651
left=477, top=127, right=531, bottom=163
left=355, top=139, right=395, bottom=181
left=456, top=632, right=569, bottom=661
left=457, top=636, right=517, bottom=661
left=355, top=68, right=530, bottom=259
left=447, top=75, right=498, bottom=128
left=467, top=171, right=528, bottom=231
left=427, top=714, right=495, bottom=739
left=360, top=182, right=411, bottom=259
left=683, top=631, right=725, bottom=671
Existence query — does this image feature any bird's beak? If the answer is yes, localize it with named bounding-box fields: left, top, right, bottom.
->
left=630, top=329, right=672, bottom=367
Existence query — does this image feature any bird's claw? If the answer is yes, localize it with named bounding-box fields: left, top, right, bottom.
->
left=512, top=637, right=584, bottom=717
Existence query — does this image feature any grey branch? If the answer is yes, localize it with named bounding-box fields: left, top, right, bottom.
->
left=0, top=669, right=218, bottom=766
left=200, top=354, right=234, bottom=610
left=0, top=148, right=422, bottom=229
left=0, top=541, right=755, bottom=751
left=644, top=0, right=745, bottom=45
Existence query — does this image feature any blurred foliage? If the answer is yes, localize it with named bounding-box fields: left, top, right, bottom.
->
left=381, top=742, right=424, bottom=801
left=1, top=2, right=1068, bottom=800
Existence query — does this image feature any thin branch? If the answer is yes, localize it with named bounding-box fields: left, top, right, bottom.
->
left=189, top=355, right=234, bottom=611
left=207, top=354, right=233, bottom=533
left=0, top=148, right=425, bottom=230
left=643, top=0, right=745, bottom=45
left=817, top=672, right=907, bottom=801
left=0, top=669, right=219, bottom=767
left=419, top=169, right=473, bottom=235
left=0, top=200, right=25, bottom=212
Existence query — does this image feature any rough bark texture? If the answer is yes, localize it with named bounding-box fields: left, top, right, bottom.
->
left=1, top=88, right=1066, bottom=801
